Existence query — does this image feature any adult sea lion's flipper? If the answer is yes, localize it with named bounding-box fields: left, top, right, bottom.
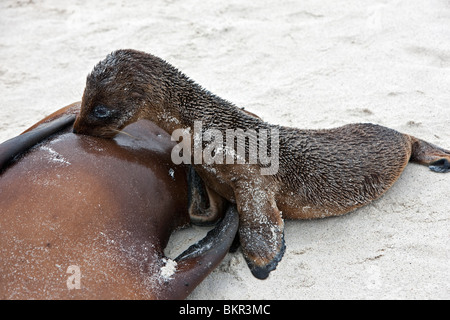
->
left=160, top=204, right=239, bottom=300
left=0, top=113, right=76, bottom=171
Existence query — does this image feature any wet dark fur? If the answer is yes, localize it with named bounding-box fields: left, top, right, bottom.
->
left=74, top=49, right=450, bottom=279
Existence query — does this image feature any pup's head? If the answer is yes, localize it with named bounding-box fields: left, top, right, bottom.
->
left=73, top=49, right=170, bottom=138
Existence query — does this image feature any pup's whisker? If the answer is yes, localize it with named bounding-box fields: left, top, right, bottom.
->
left=111, top=129, right=137, bottom=139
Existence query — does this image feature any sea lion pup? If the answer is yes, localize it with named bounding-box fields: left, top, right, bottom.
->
left=73, top=49, right=450, bottom=279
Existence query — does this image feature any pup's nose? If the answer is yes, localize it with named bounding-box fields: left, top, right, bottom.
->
left=72, top=118, right=82, bottom=134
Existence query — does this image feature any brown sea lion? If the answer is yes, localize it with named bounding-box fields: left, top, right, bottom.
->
left=0, top=102, right=239, bottom=299
left=73, top=49, right=450, bottom=279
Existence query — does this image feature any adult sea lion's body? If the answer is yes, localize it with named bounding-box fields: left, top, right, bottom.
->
left=0, top=102, right=239, bottom=299
left=73, top=49, right=450, bottom=279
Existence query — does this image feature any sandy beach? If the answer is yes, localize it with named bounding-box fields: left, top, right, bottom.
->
left=1, top=0, right=449, bottom=299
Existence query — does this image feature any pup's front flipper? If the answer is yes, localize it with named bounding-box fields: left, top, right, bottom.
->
left=235, top=181, right=285, bottom=279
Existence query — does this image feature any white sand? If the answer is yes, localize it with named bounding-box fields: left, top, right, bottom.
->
left=1, top=0, right=449, bottom=299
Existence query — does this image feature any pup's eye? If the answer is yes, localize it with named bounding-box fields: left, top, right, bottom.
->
left=93, top=105, right=111, bottom=118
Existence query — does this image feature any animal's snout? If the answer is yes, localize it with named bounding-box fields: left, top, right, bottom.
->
left=72, top=117, right=86, bottom=135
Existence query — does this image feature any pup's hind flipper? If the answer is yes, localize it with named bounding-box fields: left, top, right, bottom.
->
left=409, top=137, right=450, bottom=173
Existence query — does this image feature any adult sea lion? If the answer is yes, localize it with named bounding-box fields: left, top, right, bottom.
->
left=0, top=102, right=239, bottom=299
left=73, top=49, right=450, bottom=279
